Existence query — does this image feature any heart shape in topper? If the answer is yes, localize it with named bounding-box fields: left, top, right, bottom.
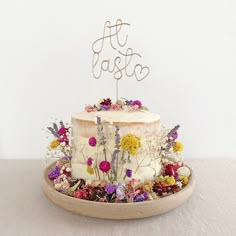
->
left=134, top=64, right=150, bottom=81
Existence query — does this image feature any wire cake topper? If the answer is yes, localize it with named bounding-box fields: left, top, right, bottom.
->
left=92, top=19, right=150, bottom=101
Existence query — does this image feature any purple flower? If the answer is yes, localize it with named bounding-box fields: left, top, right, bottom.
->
left=126, top=169, right=132, bottom=178
left=124, top=99, right=133, bottom=105
left=171, top=131, right=178, bottom=139
left=134, top=192, right=148, bottom=202
left=101, top=105, right=110, bottom=110
left=105, top=184, right=117, bottom=194
left=87, top=157, right=93, bottom=166
left=48, top=166, right=60, bottom=180
left=88, top=137, right=97, bottom=147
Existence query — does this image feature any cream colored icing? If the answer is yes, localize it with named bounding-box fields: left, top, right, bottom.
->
left=71, top=110, right=162, bottom=182
left=72, top=110, right=160, bottom=124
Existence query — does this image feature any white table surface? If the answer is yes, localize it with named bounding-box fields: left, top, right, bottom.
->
left=0, top=159, right=235, bottom=236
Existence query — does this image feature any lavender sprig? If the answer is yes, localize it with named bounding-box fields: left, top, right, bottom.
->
left=53, top=123, right=58, bottom=133
left=111, top=126, right=120, bottom=179
left=96, top=117, right=107, bottom=160
left=164, top=125, right=180, bottom=152
left=47, top=127, right=59, bottom=138
left=59, top=121, right=65, bottom=128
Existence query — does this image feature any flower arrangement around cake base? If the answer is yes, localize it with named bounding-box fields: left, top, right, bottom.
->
left=45, top=98, right=191, bottom=203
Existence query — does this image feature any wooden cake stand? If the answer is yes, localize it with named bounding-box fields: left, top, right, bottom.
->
left=42, top=162, right=195, bottom=219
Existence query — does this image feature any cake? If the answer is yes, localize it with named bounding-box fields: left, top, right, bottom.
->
left=46, top=98, right=191, bottom=203
left=44, top=20, right=192, bottom=205
left=71, top=101, right=162, bottom=182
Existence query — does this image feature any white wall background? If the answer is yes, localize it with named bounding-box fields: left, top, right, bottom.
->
left=0, top=0, right=236, bottom=160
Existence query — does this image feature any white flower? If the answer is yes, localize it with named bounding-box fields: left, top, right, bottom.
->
left=177, top=166, right=191, bottom=177
left=176, top=181, right=183, bottom=188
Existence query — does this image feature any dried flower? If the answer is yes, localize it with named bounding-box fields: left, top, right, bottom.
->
left=126, top=169, right=132, bottom=178
left=88, top=137, right=97, bottom=147
left=163, top=176, right=176, bottom=186
left=120, top=134, right=141, bottom=156
left=128, top=105, right=139, bottom=111
left=177, top=166, right=191, bottom=177
left=111, top=103, right=121, bottom=110
left=173, top=141, right=184, bottom=153
left=101, top=105, right=110, bottom=110
left=50, top=140, right=60, bottom=149
left=105, top=184, right=117, bottom=194
left=164, top=164, right=178, bottom=178
left=180, top=176, right=189, bottom=185
left=99, top=161, right=111, bottom=173
left=58, top=127, right=67, bottom=136
left=172, top=131, right=178, bottom=139
left=48, top=166, right=60, bottom=180
left=86, top=166, right=94, bottom=175
left=85, top=105, right=95, bottom=112
left=142, top=181, right=153, bottom=193
left=131, top=100, right=142, bottom=108
left=74, top=190, right=87, bottom=199
left=100, top=98, right=112, bottom=107
left=61, top=179, right=70, bottom=191
left=116, top=183, right=125, bottom=200
left=86, top=157, right=93, bottom=166
left=134, top=192, right=148, bottom=202
left=58, top=136, right=69, bottom=145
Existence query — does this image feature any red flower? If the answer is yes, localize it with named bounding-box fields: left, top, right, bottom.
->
left=73, top=189, right=88, bottom=199
left=100, top=98, right=112, bottom=106
left=165, top=164, right=178, bottom=177
left=99, top=161, right=111, bottom=173
left=73, top=190, right=83, bottom=199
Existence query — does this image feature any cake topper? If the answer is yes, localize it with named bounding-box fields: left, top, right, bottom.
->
left=92, top=19, right=150, bottom=101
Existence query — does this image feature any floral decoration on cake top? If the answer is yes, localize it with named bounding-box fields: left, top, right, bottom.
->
left=85, top=98, right=148, bottom=112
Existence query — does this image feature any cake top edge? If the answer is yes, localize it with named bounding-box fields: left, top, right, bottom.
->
left=72, top=110, right=160, bottom=124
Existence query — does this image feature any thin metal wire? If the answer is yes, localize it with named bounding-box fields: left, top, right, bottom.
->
left=91, top=19, right=150, bottom=101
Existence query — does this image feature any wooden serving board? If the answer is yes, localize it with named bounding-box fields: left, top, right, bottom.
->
left=42, top=162, right=195, bottom=219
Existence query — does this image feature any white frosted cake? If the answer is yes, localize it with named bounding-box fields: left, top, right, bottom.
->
left=71, top=99, right=163, bottom=183
left=45, top=20, right=192, bottom=207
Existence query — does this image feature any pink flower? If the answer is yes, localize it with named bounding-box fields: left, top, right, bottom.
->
left=73, top=190, right=83, bottom=199
left=128, top=105, right=139, bottom=111
left=131, top=100, right=142, bottom=108
left=111, top=103, right=121, bottom=110
left=73, top=189, right=88, bottom=199
left=88, top=137, right=97, bottom=147
left=85, top=105, right=95, bottom=112
left=58, top=127, right=67, bottom=136
left=172, top=131, right=178, bottom=139
left=99, top=161, right=111, bottom=173
left=87, top=157, right=93, bottom=166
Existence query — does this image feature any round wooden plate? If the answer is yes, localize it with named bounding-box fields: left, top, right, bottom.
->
left=42, top=162, right=195, bottom=219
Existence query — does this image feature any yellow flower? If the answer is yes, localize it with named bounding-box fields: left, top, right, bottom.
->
left=156, top=175, right=176, bottom=186
left=163, top=176, right=176, bottom=186
left=120, top=134, right=141, bottom=156
left=142, top=181, right=153, bottom=192
left=50, top=140, right=60, bottom=149
left=173, top=141, right=184, bottom=153
left=86, top=166, right=94, bottom=175
left=180, top=176, right=189, bottom=185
